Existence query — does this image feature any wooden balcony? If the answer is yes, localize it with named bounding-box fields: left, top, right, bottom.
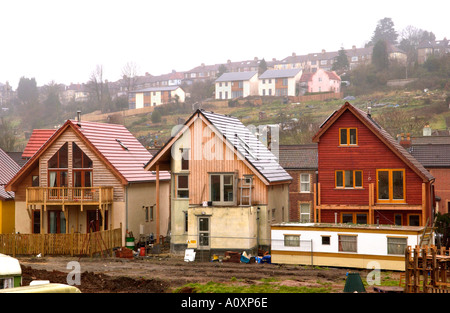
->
left=26, top=186, right=114, bottom=207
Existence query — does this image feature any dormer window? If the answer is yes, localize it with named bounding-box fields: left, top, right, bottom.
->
left=339, top=128, right=357, bottom=146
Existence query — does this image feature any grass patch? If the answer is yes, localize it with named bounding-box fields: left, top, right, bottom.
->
left=174, top=280, right=334, bottom=293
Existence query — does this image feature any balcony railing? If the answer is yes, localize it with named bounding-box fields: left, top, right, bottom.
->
left=26, top=186, right=114, bottom=206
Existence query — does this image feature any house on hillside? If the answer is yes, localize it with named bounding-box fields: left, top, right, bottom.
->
left=128, top=86, right=185, bottom=109
left=215, top=71, right=258, bottom=100
left=278, top=145, right=317, bottom=223
left=258, top=69, right=302, bottom=97
left=144, top=109, right=292, bottom=254
left=6, top=118, right=170, bottom=242
left=0, top=148, right=21, bottom=234
left=311, top=102, right=435, bottom=227
left=417, top=38, right=450, bottom=64
left=299, top=69, right=341, bottom=94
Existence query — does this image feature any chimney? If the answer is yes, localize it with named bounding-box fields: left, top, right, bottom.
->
left=77, top=111, right=81, bottom=122
left=322, top=49, right=326, bottom=54
left=227, top=59, right=231, bottom=64
left=292, top=52, right=296, bottom=57
left=423, top=125, right=432, bottom=136
left=254, top=57, right=258, bottom=61
left=399, top=132, right=412, bottom=149
left=352, top=45, right=356, bottom=50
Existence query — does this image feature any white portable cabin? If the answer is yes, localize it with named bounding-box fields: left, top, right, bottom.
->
left=0, top=253, right=22, bottom=288
left=271, top=223, right=426, bottom=271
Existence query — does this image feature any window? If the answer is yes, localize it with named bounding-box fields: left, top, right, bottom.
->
left=322, top=236, right=330, bottom=245
left=341, top=212, right=367, bottom=224
left=408, top=214, right=420, bottom=226
left=339, top=128, right=357, bottom=146
left=299, top=203, right=310, bottom=223
left=282, top=78, right=288, bottom=86
left=394, top=214, right=402, bottom=226
left=184, top=211, right=188, bottom=233
left=300, top=174, right=310, bottom=192
left=180, top=148, right=189, bottom=171
left=284, top=235, right=300, bottom=247
left=32, top=175, right=39, bottom=187
left=376, top=169, right=405, bottom=203
left=335, top=170, right=363, bottom=188
left=387, top=237, right=407, bottom=255
left=338, top=235, right=357, bottom=252
left=48, top=142, right=68, bottom=169
left=210, top=174, right=234, bottom=205
left=176, top=175, right=189, bottom=199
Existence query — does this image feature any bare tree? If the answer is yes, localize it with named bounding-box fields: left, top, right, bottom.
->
left=121, top=62, right=140, bottom=92
left=87, top=65, right=111, bottom=113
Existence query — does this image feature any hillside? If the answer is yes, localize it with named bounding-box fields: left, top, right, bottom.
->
left=116, top=88, right=449, bottom=149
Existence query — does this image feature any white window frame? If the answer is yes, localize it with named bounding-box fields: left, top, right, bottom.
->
left=300, top=174, right=311, bottom=193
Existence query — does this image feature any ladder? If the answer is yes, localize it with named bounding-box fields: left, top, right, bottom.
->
left=419, top=216, right=437, bottom=247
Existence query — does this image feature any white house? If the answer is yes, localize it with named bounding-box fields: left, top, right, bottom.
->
left=128, top=86, right=185, bottom=109
left=271, top=223, right=427, bottom=271
left=215, top=71, right=258, bottom=100
left=258, top=69, right=302, bottom=97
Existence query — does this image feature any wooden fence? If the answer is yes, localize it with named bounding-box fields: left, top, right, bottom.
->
left=405, top=245, right=450, bottom=293
left=0, top=227, right=122, bottom=257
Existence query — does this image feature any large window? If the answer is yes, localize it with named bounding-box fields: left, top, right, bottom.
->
left=387, top=237, right=407, bottom=255
left=335, top=170, right=362, bottom=188
left=377, top=169, right=405, bottom=203
left=284, top=235, right=300, bottom=247
left=339, top=128, right=358, bottom=146
left=210, top=174, right=234, bottom=205
left=338, top=235, right=357, bottom=252
left=48, top=143, right=68, bottom=199
left=342, top=212, right=367, bottom=224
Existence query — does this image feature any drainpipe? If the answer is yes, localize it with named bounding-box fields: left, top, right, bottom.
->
left=125, top=185, right=129, bottom=234
left=256, top=207, right=260, bottom=250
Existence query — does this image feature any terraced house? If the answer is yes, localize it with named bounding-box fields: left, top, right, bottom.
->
left=215, top=71, right=258, bottom=100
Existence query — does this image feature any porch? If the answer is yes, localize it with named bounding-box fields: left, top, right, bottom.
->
left=25, top=186, right=114, bottom=234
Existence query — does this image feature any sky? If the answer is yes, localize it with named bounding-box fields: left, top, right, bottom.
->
left=0, top=0, right=448, bottom=89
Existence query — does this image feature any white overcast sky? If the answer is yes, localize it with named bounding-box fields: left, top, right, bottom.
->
left=0, top=0, right=448, bottom=88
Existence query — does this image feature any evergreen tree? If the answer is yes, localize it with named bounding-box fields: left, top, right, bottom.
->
left=258, top=58, right=267, bottom=75
left=370, top=17, right=398, bottom=45
left=332, top=47, right=349, bottom=72
left=372, top=40, right=390, bottom=71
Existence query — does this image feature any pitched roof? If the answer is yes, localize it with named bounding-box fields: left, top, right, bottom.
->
left=259, top=68, right=302, bottom=79
left=409, top=144, right=450, bottom=168
left=22, top=129, right=56, bottom=159
left=0, top=148, right=21, bottom=200
left=131, top=86, right=183, bottom=93
left=7, top=120, right=169, bottom=191
left=215, top=71, right=257, bottom=82
left=145, top=109, right=292, bottom=184
left=278, top=144, right=318, bottom=169
left=312, top=102, right=434, bottom=182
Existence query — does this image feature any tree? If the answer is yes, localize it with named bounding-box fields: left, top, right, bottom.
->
left=370, top=17, right=398, bottom=46
left=121, top=62, right=140, bottom=92
left=87, top=65, right=112, bottom=113
left=217, top=64, right=228, bottom=77
left=332, top=47, right=349, bottom=72
left=372, top=40, right=390, bottom=71
left=0, top=116, right=17, bottom=151
left=258, top=58, right=267, bottom=75
left=399, top=25, right=436, bottom=67
left=16, top=77, right=41, bottom=130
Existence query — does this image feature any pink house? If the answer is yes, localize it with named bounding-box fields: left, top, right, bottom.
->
left=299, top=69, right=341, bottom=94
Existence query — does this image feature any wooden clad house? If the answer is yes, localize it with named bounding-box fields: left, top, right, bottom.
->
left=311, top=102, right=435, bottom=227
left=6, top=118, right=170, bottom=242
left=0, top=148, right=21, bottom=234
left=144, top=109, right=292, bottom=254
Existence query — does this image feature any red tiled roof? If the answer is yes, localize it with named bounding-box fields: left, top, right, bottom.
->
left=74, top=120, right=170, bottom=182
left=7, top=120, right=169, bottom=191
left=22, top=129, right=56, bottom=158
left=0, top=148, right=21, bottom=200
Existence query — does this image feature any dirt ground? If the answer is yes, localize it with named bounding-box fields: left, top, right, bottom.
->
left=15, top=252, right=395, bottom=293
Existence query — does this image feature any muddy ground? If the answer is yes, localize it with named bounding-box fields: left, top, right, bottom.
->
left=16, top=253, right=397, bottom=293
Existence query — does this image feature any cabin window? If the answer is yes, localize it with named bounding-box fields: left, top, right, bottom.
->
left=394, top=214, right=402, bottom=225
left=284, top=235, right=300, bottom=247
left=176, top=175, right=189, bottom=199
left=408, top=214, right=420, bottom=226
left=339, top=128, right=357, bottom=146
left=299, top=202, right=311, bottom=223
left=300, top=174, right=310, bottom=192
left=48, top=142, right=68, bottom=169
left=387, top=237, right=407, bottom=255
left=32, top=175, right=39, bottom=187
left=335, top=170, right=362, bottom=188
left=321, top=236, right=331, bottom=245
left=210, top=173, right=234, bottom=205
left=376, top=169, right=405, bottom=203
left=341, top=212, right=367, bottom=224
left=338, top=235, right=357, bottom=252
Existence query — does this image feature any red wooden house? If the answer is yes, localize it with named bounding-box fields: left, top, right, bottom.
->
left=312, top=102, right=435, bottom=227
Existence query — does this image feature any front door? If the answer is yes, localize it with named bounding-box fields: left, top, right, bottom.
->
left=198, top=217, right=210, bottom=250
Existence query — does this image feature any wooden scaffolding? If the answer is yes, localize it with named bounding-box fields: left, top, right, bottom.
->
left=405, top=245, right=450, bottom=293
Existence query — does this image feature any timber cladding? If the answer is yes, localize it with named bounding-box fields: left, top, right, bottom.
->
left=187, top=117, right=268, bottom=205
left=14, top=128, right=124, bottom=202
left=317, top=110, right=423, bottom=206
